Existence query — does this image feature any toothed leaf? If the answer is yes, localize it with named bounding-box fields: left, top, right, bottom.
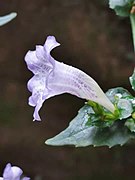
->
left=45, top=105, right=135, bottom=147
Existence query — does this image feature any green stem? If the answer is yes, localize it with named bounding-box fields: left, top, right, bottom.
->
left=130, top=14, right=135, bottom=52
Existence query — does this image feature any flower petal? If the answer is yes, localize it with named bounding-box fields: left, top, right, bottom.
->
left=11, top=166, right=23, bottom=179
left=46, top=61, right=115, bottom=112
left=25, top=50, right=52, bottom=75
left=43, top=36, right=60, bottom=70
left=25, top=36, right=115, bottom=121
left=27, top=74, right=48, bottom=121
left=1, top=163, right=29, bottom=180
left=3, top=163, right=13, bottom=179
left=44, top=36, right=60, bottom=55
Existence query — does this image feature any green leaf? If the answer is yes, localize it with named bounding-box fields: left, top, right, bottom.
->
left=109, top=0, right=132, bottom=9
left=0, top=12, right=17, bottom=26
left=109, top=0, right=134, bottom=17
left=45, top=87, right=135, bottom=148
left=114, top=6, right=131, bottom=17
left=45, top=105, right=135, bottom=147
left=125, top=118, right=135, bottom=132
left=106, top=87, right=134, bottom=119
left=117, top=99, right=133, bottom=119
left=129, top=69, right=135, bottom=91
left=106, top=87, right=133, bottom=102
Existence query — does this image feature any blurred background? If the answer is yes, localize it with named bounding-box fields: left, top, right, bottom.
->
left=0, top=0, right=135, bottom=179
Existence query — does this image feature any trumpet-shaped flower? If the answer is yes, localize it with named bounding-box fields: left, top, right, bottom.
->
left=25, top=36, right=115, bottom=121
left=0, top=163, right=30, bottom=180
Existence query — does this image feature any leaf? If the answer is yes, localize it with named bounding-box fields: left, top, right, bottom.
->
left=125, top=118, right=135, bottom=132
left=106, top=87, right=133, bottom=103
left=114, top=6, right=131, bottom=17
left=117, top=99, right=133, bottom=119
left=106, top=87, right=134, bottom=119
left=86, top=113, right=114, bottom=128
left=129, top=69, right=135, bottom=91
left=0, top=12, right=17, bottom=26
left=109, top=0, right=133, bottom=17
left=45, top=105, right=135, bottom=147
left=109, top=0, right=131, bottom=9
left=45, top=87, right=135, bottom=147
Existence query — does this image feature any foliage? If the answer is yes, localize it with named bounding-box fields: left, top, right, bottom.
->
left=109, top=0, right=134, bottom=17
left=46, top=87, right=135, bottom=147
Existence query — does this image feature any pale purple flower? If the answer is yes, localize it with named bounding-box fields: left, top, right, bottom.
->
left=25, top=36, right=115, bottom=121
left=0, top=163, right=30, bottom=180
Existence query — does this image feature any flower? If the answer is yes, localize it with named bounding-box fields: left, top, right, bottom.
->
left=0, top=163, right=30, bottom=180
left=25, top=36, right=115, bottom=121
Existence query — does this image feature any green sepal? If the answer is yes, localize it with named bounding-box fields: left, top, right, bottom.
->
left=86, top=101, right=119, bottom=128
left=45, top=105, right=135, bottom=147
left=129, top=69, right=135, bottom=91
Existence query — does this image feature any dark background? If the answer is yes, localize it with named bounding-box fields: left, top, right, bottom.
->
left=0, top=0, right=135, bottom=179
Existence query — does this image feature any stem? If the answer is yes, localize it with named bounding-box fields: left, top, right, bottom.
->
left=130, top=14, right=135, bottom=52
